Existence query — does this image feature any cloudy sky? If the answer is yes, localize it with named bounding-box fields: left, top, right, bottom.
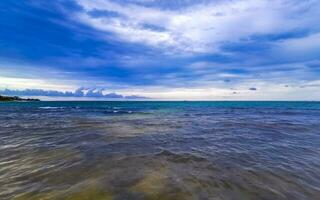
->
left=0, top=0, right=320, bottom=100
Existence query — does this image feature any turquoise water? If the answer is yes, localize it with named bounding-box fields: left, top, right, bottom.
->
left=1, top=101, right=320, bottom=199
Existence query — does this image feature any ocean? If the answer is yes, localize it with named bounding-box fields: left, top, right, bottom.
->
left=0, top=101, right=319, bottom=200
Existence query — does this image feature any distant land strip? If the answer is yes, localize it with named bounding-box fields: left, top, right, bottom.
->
left=0, top=95, right=40, bottom=102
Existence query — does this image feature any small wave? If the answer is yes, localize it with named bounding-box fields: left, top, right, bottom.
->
left=104, top=110, right=134, bottom=114
left=39, top=106, right=64, bottom=110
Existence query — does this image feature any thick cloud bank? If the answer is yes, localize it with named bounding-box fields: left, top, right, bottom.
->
left=0, top=88, right=149, bottom=99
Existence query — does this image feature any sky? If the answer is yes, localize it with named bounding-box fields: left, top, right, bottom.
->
left=0, top=0, right=320, bottom=100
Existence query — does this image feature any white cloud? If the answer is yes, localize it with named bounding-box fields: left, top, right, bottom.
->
left=73, top=0, right=320, bottom=54
left=0, top=76, right=75, bottom=91
left=117, top=79, right=320, bottom=100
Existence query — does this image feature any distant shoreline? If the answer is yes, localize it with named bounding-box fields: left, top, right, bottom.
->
left=0, top=95, right=40, bottom=102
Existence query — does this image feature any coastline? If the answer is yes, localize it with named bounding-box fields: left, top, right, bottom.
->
left=0, top=95, right=40, bottom=102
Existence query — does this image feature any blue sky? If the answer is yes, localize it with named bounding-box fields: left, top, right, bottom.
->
left=0, top=0, right=320, bottom=100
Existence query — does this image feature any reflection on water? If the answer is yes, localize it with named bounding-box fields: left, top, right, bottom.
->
left=1, top=101, right=320, bottom=199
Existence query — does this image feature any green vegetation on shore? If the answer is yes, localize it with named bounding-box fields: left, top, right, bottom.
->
left=0, top=95, right=40, bottom=102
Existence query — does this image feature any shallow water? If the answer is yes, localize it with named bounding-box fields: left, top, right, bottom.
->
left=0, top=101, right=320, bottom=200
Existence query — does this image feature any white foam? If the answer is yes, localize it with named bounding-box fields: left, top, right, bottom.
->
left=39, top=106, right=63, bottom=109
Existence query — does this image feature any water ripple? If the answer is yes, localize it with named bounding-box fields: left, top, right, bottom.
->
left=0, top=101, right=320, bottom=199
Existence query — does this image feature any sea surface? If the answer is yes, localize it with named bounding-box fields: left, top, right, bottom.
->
left=0, top=101, right=320, bottom=200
